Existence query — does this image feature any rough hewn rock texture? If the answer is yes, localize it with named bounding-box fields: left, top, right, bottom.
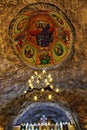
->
left=0, top=0, right=87, bottom=130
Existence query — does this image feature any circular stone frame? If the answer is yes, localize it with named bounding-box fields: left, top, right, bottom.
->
left=9, top=2, right=75, bottom=70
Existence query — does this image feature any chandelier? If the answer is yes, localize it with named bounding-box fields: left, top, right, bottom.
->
left=27, top=70, right=59, bottom=96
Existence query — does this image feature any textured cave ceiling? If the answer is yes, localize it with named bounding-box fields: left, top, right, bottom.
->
left=0, top=0, right=87, bottom=130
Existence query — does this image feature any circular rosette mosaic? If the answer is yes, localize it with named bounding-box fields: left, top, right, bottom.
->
left=9, top=3, right=75, bottom=69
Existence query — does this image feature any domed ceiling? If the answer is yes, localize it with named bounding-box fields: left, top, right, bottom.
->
left=9, top=3, right=75, bottom=69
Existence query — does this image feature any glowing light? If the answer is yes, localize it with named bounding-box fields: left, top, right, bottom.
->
left=24, top=91, right=27, bottom=94
left=48, top=94, right=52, bottom=100
left=41, top=88, right=44, bottom=92
left=28, top=79, right=31, bottom=83
left=36, top=80, right=40, bottom=83
left=42, top=70, right=46, bottom=74
left=46, top=82, right=49, bottom=86
left=48, top=121, right=51, bottom=125
left=45, top=79, right=48, bottom=83
left=50, top=84, right=54, bottom=89
left=31, top=76, right=34, bottom=80
left=49, top=78, right=53, bottom=82
left=30, top=85, right=34, bottom=89
left=34, top=71, right=38, bottom=75
left=55, top=88, right=59, bottom=93
left=34, top=96, right=38, bottom=101
left=48, top=74, right=51, bottom=78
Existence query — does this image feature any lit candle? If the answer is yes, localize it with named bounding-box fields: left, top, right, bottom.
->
left=31, top=76, right=34, bottom=80
left=42, top=70, right=46, bottom=74
left=49, top=78, right=53, bottom=82
left=48, top=94, right=52, bottom=100
left=36, top=80, right=40, bottom=83
left=41, top=88, right=44, bottom=92
left=24, top=91, right=27, bottom=94
left=34, top=71, right=38, bottom=75
left=55, top=88, right=59, bottom=93
left=48, top=74, right=51, bottom=78
left=34, top=96, right=38, bottom=101
left=45, top=79, right=48, bottom=83
left=28, top=79, right=31, bottom=83
left=30, top=84, right=33, bottom=89
left=50, top=84, right=54, bottom=89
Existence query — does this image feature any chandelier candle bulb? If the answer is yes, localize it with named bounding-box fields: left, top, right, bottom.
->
left=38, top=75, right=41, bottom=79
left=46, top=82, right=50, bottom=86
left=34, top=71, right=38, bottom=75
left=42, top=70, right=46, bottom=74
left=55, top=88, right=59, bottom=93
left=29, top=83, right=32, bottom=86
left=34, top=96, right=38, bottom=101
left=48, top=94, right=52, bottom=100
left=28, top=79, right=31, bottom=83
left=36, top=80, right=40, bottom=83
left=24, top=91, right=27, bottom=94
left=49, top=78, right=53, bottom=82
left=45, top=79, right=48, bottom=83
left=30, top=85, right=34, bottom=89
left=31, top=76, right=34, bottom=80
left=48, top=122, right=50, bottom=125
left=48, top=74, right=51, bottom=78
left=41, top=88, right=44, bottom=92
left=50, top=84, right=54, bottom=89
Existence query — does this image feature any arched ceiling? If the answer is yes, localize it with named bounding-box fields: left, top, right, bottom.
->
left=0, top=0, right=87, bottom=130
left=13, top=102, right=71, bottom=125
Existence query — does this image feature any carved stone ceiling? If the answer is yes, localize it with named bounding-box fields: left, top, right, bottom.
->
left=0, top=0, right=87, bottom=130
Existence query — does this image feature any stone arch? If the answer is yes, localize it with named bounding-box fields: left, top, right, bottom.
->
left=12, top=102, right=81, bottom=130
